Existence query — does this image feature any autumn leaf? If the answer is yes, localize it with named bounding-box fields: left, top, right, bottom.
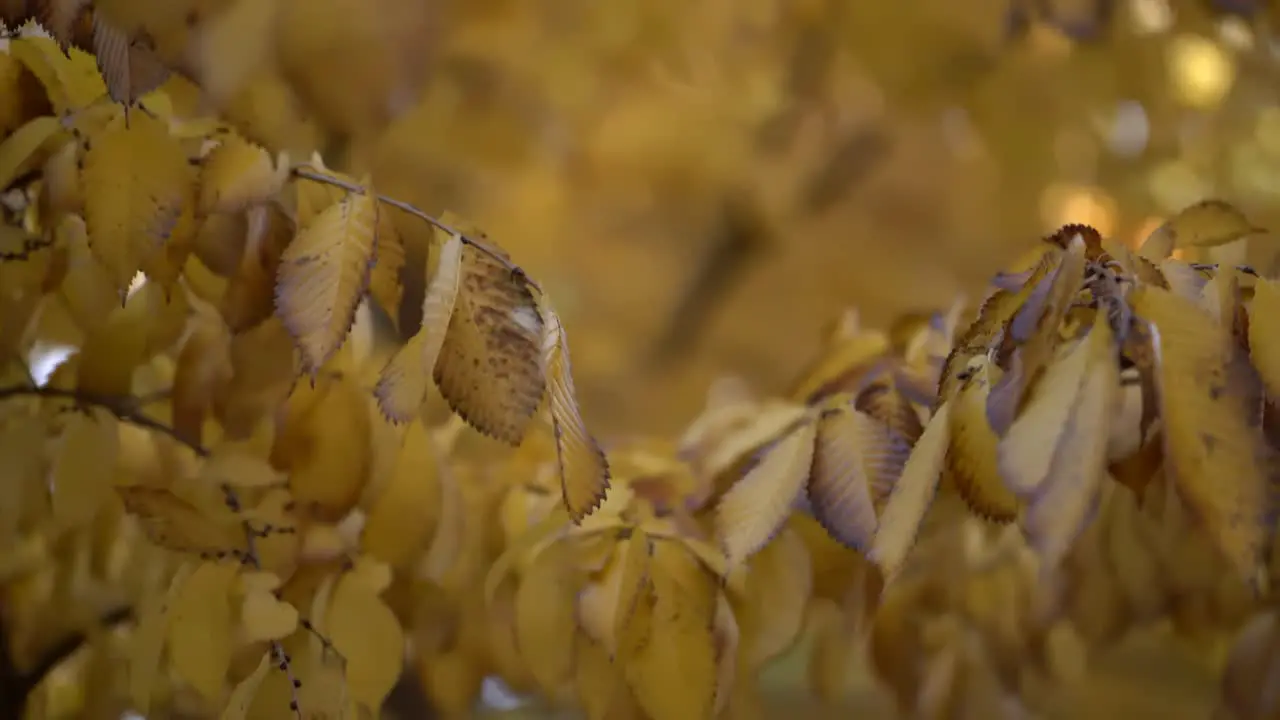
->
left=7, top=36, right=106, bottom=112
left=514, top=542, right=580, bottom=695
left=735, top=526, right=812, bottom=667
left=326, top=570, right=406, bottom=713
left=198, top=133, right=288, bottom=215
left=1250, top=278, right=1280, bottom=400
left=946, top=360, right=1019, bottom=521
left=1143, top=199, right=1265, bottom=251
left=130, top=563, right=193, bottom=713
left=621, top=542, right=719, bottom=720
left=0, top=115, right=63, bottom=192
left=50, top=407, right=119, bottom=528
left=168, top=561, right=238, bottom=701
left=714, top=419, right=818, bottom=569
left=1023, top=317, right=1119, bottom=570
left=221, top=651, right=272, bottom=720
left=374, top=230, right=464, bottom=423
left=81, top=108, right=195, bottom=291
left=577, top=528, right=651, bottom=658
left=433, top=240, right=545, bottom=442
left=274, top=182, right=378, bottom=374
left=540, top=303, right=611, bottom=521
left=807, top=405, right=906, bottom=552
left=1131, top=284, right=1270, bottom=586
left=997, top=327, right=1093, bottom=497
left=116, top=485, right=247, bottom=556
left=90, top=13, right=170, bottom=106
left=868, top=400, right=953, bottom=578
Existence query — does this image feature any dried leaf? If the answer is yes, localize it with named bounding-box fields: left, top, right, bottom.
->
left=999, top=327, right=1095, bottom=497
left=868, top=401, right=953, bottom=578
left=807, top=406, right=906, bottom=552
left=1024, top=320, right=1118, bottom=569
left=374, top=231, right=463, bottom=423
left=715, top=420, right=818, bottom=569
left=91, top=14, right=170, bottom=106
left=540, top=304, right=610, bottom=521
left=274, top=184, right=378, bottom=373
left=434, top=241, right=545, bottom=442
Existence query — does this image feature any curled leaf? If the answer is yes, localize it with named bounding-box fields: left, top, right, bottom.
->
left=540, top=304, right=610, bottom=521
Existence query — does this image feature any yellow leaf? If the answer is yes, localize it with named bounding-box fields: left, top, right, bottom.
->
left=326, top=570, right=405, bottom=713
left=998, top=327, right=1094, bottom=496
left=274, top=375, right=371, bottom=520
left=203, top=441, right=284, bottom=489
left=168, top=561, right=238, bottom=701
left=130, top=563, right=193, bottom=713
left=1250, top=278, right=1280, bottom=400
left=577, top=528, right=651, bottom=657
left=807, top=406, right=904, bottom=552
left=51, top=408, right=119, bottom=528
left=7, top=37, right=106, bottom=112
left=1023, top=319, right=1119, bottom=569
left=81, top=109, right=195, bottom=291
left=59, top=214, right=120, bottom=330
left=0, top=115, right=63, bottom=192
left=221, top=651, right=272, bottom=720
left=374, top=231, right=463, bottom=423
left=737, top=527, right=811, bottom=667
left=946, top=361, right=1020, bottom=520
left=361, top=419, right=441, bottom=569
left=686, top=400, right=809, bottom=481
left=434, top=239, right=545, bottom=442
left=868, top=400, right=953, bottom=578
left=574, top=633, right=638, bottom=720
left=275, top=184, right=378, bottom=373
left=714, top=420, right=818, bottom=569
left=621, top=542, right=718, bottom=720
left=240, top=588, right=298, bottom=643
left=540, top=304, right=610, bottom=521
left=90, top=14, right=171, bottom=106
left=1131, top=285, right=1270, bottom=585
left=1145, top=199, right=1265, bottom=250
left=513, top=542, right=580, bottom=696
left=199, top=133, right=288, bottom=215
left=116, top=485, right=247, bottom=556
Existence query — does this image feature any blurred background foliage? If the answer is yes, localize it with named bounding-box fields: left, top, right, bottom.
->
left=6, top=0, right=1280, bottom=717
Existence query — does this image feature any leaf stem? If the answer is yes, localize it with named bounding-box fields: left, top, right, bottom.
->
left=289, top=166, right=543, bottom=293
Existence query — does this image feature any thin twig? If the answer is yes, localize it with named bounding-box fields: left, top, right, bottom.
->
left=289, top=166, right=543, bottom=294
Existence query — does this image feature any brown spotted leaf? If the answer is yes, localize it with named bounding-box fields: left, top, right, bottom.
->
left=433, top=240, right=545, bottom=443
